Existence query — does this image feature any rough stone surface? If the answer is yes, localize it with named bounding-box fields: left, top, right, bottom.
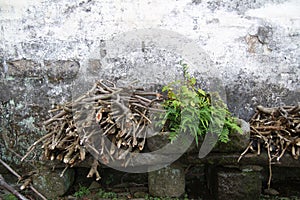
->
left=0, top=59, right=76, bottom=164
left=214, top=119, right=250, bottom=153
left=216, top=167, right=262, bottom=200
left=185, top=165, right=207, bottom=198
left=147, top=132, right=170, bottom=152
left=6, top=59, right=42, bottom=77
left=184, top=152, right=300, bottom=168
left=32, top=168, right=75, bottom=199
left=0, top=0, right=299, bottom=162
left=44, top=60, right=80, bottom=83
left=226, top=78, right=300, bottom=121
left=0, top=0, right=299, bottom=197
left=182, top=118, right=250, bottom=154
left=87, top=59, right=102, bottom=74
left=148, top=163, right=185, bottom=197
left=1, top=0, right=299, bottom=94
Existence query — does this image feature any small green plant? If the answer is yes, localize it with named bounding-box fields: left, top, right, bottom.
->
left=3, top=194, right=18, bottom=200
left=104, top=174, right=114, bottom=186
left=96, top=189, right=117, bottom=199
left=144, top=194, right=181, bottom=200
left=183, top=193, right=189, bottom=200
left=145, top=195, right=177, bottom=200
left=159, top=62, right=241, bottom=144
left=74, top=186, right=90, bottom=198
left=259, top=195, right=300, bottom=200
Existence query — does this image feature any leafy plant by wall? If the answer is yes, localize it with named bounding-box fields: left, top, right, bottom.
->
left=158, top=62, right=242, bottom=145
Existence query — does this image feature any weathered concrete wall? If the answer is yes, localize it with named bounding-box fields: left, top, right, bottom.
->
left=0, top=0, right=299, bottom=163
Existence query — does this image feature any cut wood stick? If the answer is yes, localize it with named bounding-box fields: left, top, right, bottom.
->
left=254, top=126, right=283, bottom=131
left=23, top=79, right=169, bottom=182
left=257, top=105, right=278, bottom=114
left=288, top=104, right=300, bottom=114
left=43, top=110, right=67, bottom=126
left=21, top=131, right=54, bottom=162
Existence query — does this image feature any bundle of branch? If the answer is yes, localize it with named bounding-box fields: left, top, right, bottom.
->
left=248, top=104, right=300, bottom=161
left=22, top=80, right=164, bottom=180
left=238, top=104, right=300, bottom=190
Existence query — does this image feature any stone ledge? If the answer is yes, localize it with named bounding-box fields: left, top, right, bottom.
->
left=4, top=59, right=80, bottom=82
left=183, top=152, right=300, bottom=168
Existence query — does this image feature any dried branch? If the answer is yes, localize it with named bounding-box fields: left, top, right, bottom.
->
left=238, top=141, right=253, bottom=163
left=0, top=158, right=47, bottom=200
left=240, top=104, right=300, bottom=190
left=22, top=80, right=165, bottom=181
left=87, top=159, right=101, bottom=181
left=0, top=174, right=29, bottom=200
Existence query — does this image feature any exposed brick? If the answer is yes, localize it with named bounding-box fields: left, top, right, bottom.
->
left=44, top=60, right=80, bottom=82
left=87, top=59, right=102, bottom=75
left=7, top=59, right=42, bottom=77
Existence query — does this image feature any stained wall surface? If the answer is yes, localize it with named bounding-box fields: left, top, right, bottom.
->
left=0, top=0, right=299, bottom=162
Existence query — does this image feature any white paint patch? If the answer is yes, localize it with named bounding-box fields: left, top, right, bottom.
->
left=246, top=0, right=300, bottom=19
left=0, top=0, right=42, bottom=19
left=246, top=0, right=300, bottom=30
left=0, top=0, right=299, bottom=90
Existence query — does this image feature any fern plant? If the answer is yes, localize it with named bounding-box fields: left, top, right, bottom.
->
left=74, top=186, right=90, bottom=198
left=159, top=62, right=241, bottom=145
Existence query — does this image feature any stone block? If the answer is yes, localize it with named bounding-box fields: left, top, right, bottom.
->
left=32, top=168, right=75, bottom=199
left=87, top=59, right=102, bottom=75
left=147, top=132, right=170, bottom=152
left=213, top=119, right=250, bottom=153
left=148, top=163, right=185, bottom=197
left=215, top=167, right=261, bottom=200
left=6, top=59, right=42, bottom=77
left=180, top=118, right=250, bottom=154
left=44, top=60, right=80, bottom=82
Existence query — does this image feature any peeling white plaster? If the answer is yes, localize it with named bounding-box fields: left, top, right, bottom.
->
left=246, top=0, right=300, bottom=19
left=0, top=0, right=42, bottom=19
left=0, top=0, right=299, bottom=90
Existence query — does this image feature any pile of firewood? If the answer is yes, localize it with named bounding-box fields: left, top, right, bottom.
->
left=22, top=80, right=164, bottom=180
left=247, top=104, right=300, bottom=160
left=239, top=104, right=300, bottom=189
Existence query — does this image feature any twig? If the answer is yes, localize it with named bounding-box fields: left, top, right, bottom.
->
left=0, top=158, right=20, bottom=178
left=0, top=174, right=29, bottom=200
left=276, top=141, right=289, bottom=161
left=60, top=166, right=69, bottom=177
left=0, top=158, right=47, bottom=200
left=81, top=89, right=122, bottom=102
left=131, top=102, right=164, bottom=112
left=254, top=126, right=283, bottom=131
left=28, top=185, right=47, bottom=200
left=288, top=104, right=300, bottom=114
left=43, top=110, right=67, bottom=126
left=266, top=140, right=272, bottom=190
left=0, top=142, right=23, bottom=159
left=73, top=82, right=98, bottom=103
left=242, top=104, right=299, bottom=191
left=238, top=141, right=253, bottom=162
left=251, top=126, right=268, bottom=142
left=257, top=105, right=278, bottom=115
left=23, top=79, right=169, bottom=183
left=133, top=108, right=152, bottom=124
left=257, top=140, right=261, bottom=156
left=87, top=159, right=101, bottom=181
left=21, top=132, right=53, bottom=162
